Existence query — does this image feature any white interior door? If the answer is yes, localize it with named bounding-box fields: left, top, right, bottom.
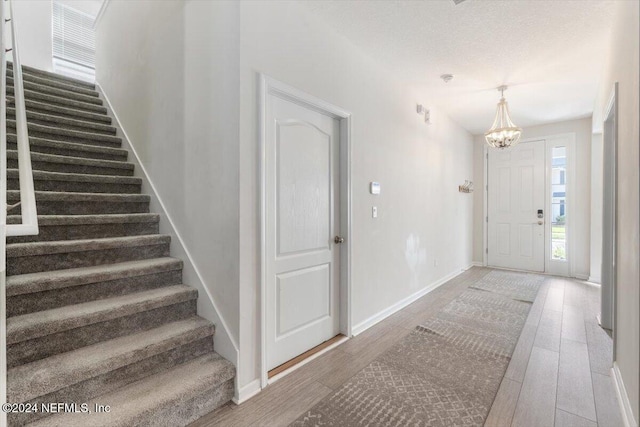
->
left=265, top=93, right=341, bottom=371
left=488, top=140, right=546, bottom=272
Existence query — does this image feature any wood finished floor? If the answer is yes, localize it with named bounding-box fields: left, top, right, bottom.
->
left=190, top=267, right=623, bottom=427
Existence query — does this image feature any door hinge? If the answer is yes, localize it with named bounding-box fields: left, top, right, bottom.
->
left=486, top=248, right=488, bottom=254
left=486, top=216, right=488, bottom=222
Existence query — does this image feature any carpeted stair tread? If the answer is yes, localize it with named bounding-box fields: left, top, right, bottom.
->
left=7, top=192, right=149, bottom=216
left=28, top=353, right=235, bottom=427
left=7, top=134, right=126, bottom=161
left=8, top=87, right=107, bottom=114
left=8, top=77, right=103, bottom=105
left=6, top=285, right=197, bottom=345
left=9, top=98, right=112, bottom=124
left=5, top=64, right=235, bottom=425
left=8, top=121, right=121, bottom=145
left=8, top=69, right=99, bottom=97
left=8, top=316, right=213, bottom=403
left=6, top=256, right=178, bottom=297
left=7, top=151, right=132, bottom=172
left=8, top=169, right=141, bottom=186
left=9, top=108, right=117, bottom=135
left=8, top=62, right=96, bottom=89
left=8, top=213, right=159, bottom=226
left=6, top=234, right=168, bottom=258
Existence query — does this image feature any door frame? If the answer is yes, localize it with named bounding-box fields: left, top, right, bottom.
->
left=600, top=83, right=618, bottom=338
left=258, top=75, right=352, bottom=388
left=483, top=133, right=576, bottom=277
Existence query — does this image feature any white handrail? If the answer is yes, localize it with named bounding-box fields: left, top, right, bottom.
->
left=6, top=0, right=37, bottom=237
left=2, top=0, right=39, bottom=425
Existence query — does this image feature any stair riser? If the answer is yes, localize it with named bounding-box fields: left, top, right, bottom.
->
left=8, top=87, right=107, bottom=114
left=10, top=337, right=213, bottom=425
left=7, top=240, right=167, bottom=275
left=8, top=63, right=96, bottom=90
left=8, top=178, right=141, bottom=194
left=8, top=81, right=103, bottom=106
left=8, top=269, right=180, bottom=316
left=10, top=99, right=112, bottom=125
left=7, top=141, right=127, bottom=162
left=8, top=70, right=99, bottom=97
left=7, top=158, right=133, bottom=176
left=9, top=114, right=117, bottom=136
left=6, top=220, right=159, bottom=244
left=8, top=199, right=149, bottom=216
left=7, top=300, right=197, bottom=367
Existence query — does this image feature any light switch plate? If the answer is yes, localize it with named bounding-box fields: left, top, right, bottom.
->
left=370, top=182, right=380, bottom=195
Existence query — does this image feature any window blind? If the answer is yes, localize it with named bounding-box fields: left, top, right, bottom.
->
left=52, top=1, right=95, bottom=69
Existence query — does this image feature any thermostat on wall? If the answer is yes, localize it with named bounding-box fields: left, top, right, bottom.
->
left=370, top=182, right=380, bottom=195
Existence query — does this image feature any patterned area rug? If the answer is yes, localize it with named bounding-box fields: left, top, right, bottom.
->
left=290, top=270, right=544, bottom=427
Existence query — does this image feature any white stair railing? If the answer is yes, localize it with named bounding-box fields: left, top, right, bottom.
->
left=1, top=0, right=39, bottom=424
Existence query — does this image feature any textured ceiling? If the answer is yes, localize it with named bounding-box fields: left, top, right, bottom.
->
left=301, top=0, right=617, bottom=135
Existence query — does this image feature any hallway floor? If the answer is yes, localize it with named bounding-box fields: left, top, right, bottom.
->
left=190, top=267, right=623, bottom=427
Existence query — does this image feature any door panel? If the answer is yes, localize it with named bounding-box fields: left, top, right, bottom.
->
left=277, top=122, right=331, bottom=255
left=276, top=264, right=330, bottom=337
left=488, top=140, right=545, bottom=272
left=266, top=94, right=340, bottom=370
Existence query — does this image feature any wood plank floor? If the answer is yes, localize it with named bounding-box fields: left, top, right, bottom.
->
left=190, top=267, right=623, bottom=427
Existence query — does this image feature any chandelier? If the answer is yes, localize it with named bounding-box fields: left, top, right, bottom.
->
left=484, top=85, right=522, bottom=149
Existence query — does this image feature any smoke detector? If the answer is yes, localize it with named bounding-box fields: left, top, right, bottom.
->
left=440, top=74, right=454, bottom=83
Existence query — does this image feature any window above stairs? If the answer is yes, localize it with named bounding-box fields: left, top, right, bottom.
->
left=52, top=0, right=96, bottom=83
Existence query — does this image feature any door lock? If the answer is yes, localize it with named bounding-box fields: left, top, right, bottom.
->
left=334, top=236, right=345, bottom=244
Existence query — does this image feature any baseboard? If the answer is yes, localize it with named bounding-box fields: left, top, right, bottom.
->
left=588, top=275, right=601, bottom=284
left=95, top=83, right=239, bottom=367
left=351, top=267, right=467, bottom=336
left=612, top=362, right=638, bottom=427
left=574, top=273, right=589, bottom=280
left=233, top=379, right=261, bottom=405
left=471, top=261, right=484, bottom=267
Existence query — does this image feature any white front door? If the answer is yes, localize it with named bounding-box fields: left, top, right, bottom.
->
left=264, top=92, right=341, bottom=371
left=488, top=140, right=546, bottom=272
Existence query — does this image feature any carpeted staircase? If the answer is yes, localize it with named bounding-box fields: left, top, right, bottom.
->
left=4, top=63, right=235, bottom=426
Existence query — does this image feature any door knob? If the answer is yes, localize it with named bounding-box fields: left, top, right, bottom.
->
left=537, top=220, right=543, bottom=225
left=334, top=236, right=345, bottom=244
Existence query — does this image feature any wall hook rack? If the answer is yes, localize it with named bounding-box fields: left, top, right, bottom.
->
left=458, top=180, right=473, bottom=193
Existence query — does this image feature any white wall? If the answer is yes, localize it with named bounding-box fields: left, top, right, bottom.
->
left=10, top=0, right=101, bottom=72
left=96, top=0, right=474, bottom=397
left=95, top=0, right=240, bottom=367
left=472, top=118, right=593, bottom=279
left=11, top=0, right=53, bottom=71
left=593, top=1, right=639, bottom=422
left=237, top=1, right=474, bottom=390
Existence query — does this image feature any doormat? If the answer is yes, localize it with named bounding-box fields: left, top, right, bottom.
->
left=290, top=270, right=544, bottom=426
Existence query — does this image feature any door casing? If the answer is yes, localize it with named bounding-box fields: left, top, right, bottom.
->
left=259, top=75, right=352, bottom=388
left=600, top=83, right=618, bottom=338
